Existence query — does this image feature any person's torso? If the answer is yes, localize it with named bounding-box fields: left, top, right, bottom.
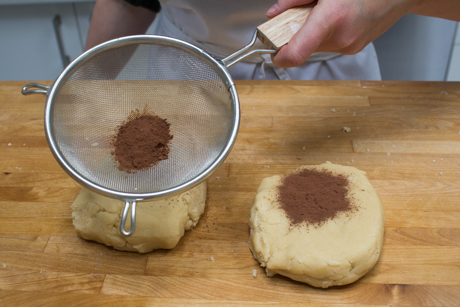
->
left=159, top=0, right=274, bottom=51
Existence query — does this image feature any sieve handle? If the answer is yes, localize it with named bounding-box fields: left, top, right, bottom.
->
left=222, top=5, right=313, bottom=68
left=257, top=4, right=314, bottom=51
left=120, top=201, right=137, bottom=236
left=21, top=83, right=50, bottom=95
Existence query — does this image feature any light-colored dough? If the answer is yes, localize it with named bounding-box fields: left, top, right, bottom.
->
left=249, top=162, right=384, bottom=288
left=71, top=182, right=206, bottom=253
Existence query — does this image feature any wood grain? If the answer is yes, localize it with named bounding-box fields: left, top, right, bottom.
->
left=257, top=5, right=313, bottom=50
left=1, top=80, right=460, bottom=306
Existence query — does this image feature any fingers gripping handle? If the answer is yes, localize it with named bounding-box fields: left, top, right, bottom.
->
left=120, top=201, right=137, bottom=236
left=257, top=5, right=314, bottom=50
left=222, top=5, right=313, bottom=68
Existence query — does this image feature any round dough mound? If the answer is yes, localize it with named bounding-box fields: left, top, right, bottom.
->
left=71, top=182, right=206, bottom=253
left=249, top=162, right=384, bottom=288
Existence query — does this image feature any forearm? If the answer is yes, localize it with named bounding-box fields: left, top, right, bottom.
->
left=84, top=0, right=156, bottom=51
left=409, top=0, right=460, bottom=21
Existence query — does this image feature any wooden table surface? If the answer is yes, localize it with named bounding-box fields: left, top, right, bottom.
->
left=1, top=80, right=460, bottom=306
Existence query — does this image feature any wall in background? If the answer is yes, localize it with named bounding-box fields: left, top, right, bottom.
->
left=446, top=23, right=460, bottom=81
left=373, top=14, right=457, bottom=81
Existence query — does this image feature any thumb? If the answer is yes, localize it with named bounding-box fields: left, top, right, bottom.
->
left=266, top=0, right=317, bottom=18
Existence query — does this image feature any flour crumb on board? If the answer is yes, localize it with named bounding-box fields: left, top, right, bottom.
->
left=331, top=108, right=336, bottom=112
left=253, top=269, right=258, bottom=278
left=342, top=127, right=351, bottom=133
left=210, top=257, right=214, bottom=262
left=366, top=149, right=370, bottom=152
left=2, top=264, right=5, bottom=268
left=8, top=143, right=11, bottom=146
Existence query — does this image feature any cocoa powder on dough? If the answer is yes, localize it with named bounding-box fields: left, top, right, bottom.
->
left=111, top=108, right=173, bottom=173
left=278, top=168, right=353, bottom=226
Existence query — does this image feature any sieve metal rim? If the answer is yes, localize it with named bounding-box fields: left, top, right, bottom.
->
left=44, top=35, right=240, bottom=202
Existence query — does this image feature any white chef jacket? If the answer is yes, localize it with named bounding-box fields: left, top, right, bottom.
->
left=154, top=0, right=382, bottom=80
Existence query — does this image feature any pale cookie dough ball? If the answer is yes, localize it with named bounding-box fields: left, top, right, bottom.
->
left=249, top=162, right=384, bottom=288
left=71, top=182, right=206, bottom=253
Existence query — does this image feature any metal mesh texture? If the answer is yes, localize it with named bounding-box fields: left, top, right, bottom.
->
left=50, top=40, right=234, bottom=196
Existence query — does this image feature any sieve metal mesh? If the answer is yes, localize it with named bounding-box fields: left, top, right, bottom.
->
left=49, top=39, right=235, bottom=196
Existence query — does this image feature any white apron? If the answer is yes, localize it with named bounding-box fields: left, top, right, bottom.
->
left=155, top=0, right=382, bottom=80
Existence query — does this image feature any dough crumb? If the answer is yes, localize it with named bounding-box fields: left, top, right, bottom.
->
left=252, top=269, right=257, bottom=278
left=8, top=143, right=11, bottom=146
left=210, top=257, right=214, bottom=262
left=366, top=149, right=370, bottom=152
left=331, top=108, right=336, bottom=112
left=91, top=143, right=99, bottom=147
left=342, top=127, right=351, bottom=133
left=2, top=264, right=6, bottom=268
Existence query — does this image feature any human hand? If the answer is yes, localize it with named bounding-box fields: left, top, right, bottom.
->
left=266, top=0, right=414, bottom=68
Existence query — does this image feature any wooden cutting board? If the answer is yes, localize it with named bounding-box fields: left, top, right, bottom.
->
left=1, top=80, right=460, bottom=306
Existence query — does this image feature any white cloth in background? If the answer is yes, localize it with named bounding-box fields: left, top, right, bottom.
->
left=155, top=0, right=381, bottom=80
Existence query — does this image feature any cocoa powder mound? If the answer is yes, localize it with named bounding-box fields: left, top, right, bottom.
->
left=111, top=109, right=173, bottom=173
left=278, top=168, right=353, bottom=226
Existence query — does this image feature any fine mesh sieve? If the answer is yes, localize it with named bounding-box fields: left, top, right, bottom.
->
left=22, top=6, right=312, bottom=236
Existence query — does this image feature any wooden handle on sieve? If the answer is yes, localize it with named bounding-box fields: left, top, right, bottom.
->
left=257, top=4, right=314, bottom=51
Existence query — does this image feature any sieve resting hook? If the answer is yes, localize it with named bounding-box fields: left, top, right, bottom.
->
left=21, top=83, right=50, bottom=95
left=120, top=201, right=137, bottom=236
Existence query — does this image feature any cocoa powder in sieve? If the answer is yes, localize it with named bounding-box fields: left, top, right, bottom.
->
left=111, top=108, right=173, bottom=173
left=278, top=168, right=353, bottom=226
